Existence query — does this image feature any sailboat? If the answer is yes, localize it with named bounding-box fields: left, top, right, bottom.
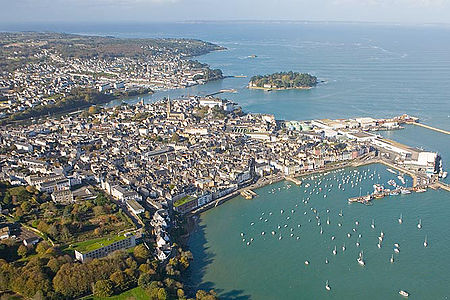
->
left=325, top=280, right=331, bottom=291
left=424, top=235, right=428, bottom=248
left=417, top=219, right=422, bottom=229
left=357, top=251, right=365, bottom=266
left=398, top=213, right=403, bottom=224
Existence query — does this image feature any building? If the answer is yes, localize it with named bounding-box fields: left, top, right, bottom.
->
left=126, top=199, right=145, bottom=214
left=51, top=189, right=74, bottom=204
left=74, top=233, right=137, bottom=263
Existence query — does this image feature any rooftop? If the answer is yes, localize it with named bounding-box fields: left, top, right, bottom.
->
left=71, top=234, right=128, bottom=253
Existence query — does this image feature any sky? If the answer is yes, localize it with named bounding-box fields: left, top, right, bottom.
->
left=1, top=0, right=450, bottom=24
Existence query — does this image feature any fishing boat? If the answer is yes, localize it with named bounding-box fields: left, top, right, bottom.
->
left=417, top=219, right=422, bottom=229
left=399, top=290, right=409, bottom=297
left=325, top=280, right=331, bottom=291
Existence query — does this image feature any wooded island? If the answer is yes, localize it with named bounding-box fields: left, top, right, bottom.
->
left=249, top=71, right=317, bottom=90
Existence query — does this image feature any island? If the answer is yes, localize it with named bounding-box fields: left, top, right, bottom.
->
left=249, top=71, right=317, bottom=90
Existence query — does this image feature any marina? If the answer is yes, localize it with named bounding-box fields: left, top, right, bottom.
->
left=189, top=163, right=449, bottom=299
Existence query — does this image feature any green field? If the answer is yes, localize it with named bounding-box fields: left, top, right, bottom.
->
left=85, top=287, right=148, bottom=300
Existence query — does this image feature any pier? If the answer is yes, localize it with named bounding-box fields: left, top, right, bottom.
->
left=285, top=176, right=302, bottom=185
left=240, top=189, right=258, bottom=200
left=412, top=122, right=450, bottom=135
left=205, top=89, right=237, bottom=97
left=432, top=181, right=450, bottom=192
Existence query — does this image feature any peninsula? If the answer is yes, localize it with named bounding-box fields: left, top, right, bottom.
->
left=249, top=71, right=317, bottom=90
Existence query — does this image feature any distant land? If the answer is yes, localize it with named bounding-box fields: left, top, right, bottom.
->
left=249, top=71, right=318, bottom=90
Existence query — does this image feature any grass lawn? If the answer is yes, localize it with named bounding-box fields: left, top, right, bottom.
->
left=67, top=234, right=127, bottom=253
left=84, top=287, right=149, bottom=300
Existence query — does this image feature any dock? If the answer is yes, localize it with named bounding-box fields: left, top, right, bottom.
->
left=431, top=181, right=450, bottom=192
left=205, top=89, right=237, bottom=97
left=240, top=189, right=258, bottom=200
left=285, top=176, right=302, bottom=185
left=412, top=122, right=450, bottom=135
left=348, top=186, right=428, bottom=204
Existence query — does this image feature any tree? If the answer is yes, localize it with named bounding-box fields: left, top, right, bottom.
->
left=93, top=279, right=114, bottom=297
left=17, top=244, right=28, bottom=258
left=133, top=244, right=150, bottom=262
left=157, top=288, right=168, bottom=300
left=36, top=242, right=51, bottom=256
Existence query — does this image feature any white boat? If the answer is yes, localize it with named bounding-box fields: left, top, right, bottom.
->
left=398, top=213, right=403, bottom=224
left=394, top=243, right=399, bottom=248
left=325, top=258, right=329, bottom=264
left=320, top=227, right=323, bottom=234
left=331, top=236, right=335, bottom=240
left=417, top=219, right=422, bottom=229
left=380, top=231, right=384, bottom=237
left=399, top=290, right=409, bottom=297
left=271, top=231, right=276, bottom=235
left=424, top=235, right=428, bottom=248
left=240, top=232, right=245, bottom=237
left=356, top=239, right=360, bottom=247
left=377, top=242, right=382, bottom=249
left=304, top=260, right=309, bottom=265
left=342, top=243, right=346, bottom=251
left=401, top=189, right=411, bottom=195
left=327, top=217, right=330, bottom=225
left=387, top=168, right=397, bottom=174
left=325, top=280, right=331, bottom=291
left=347, top=233, right=351, bottom=238
left=394, top=248, right=400, bottom=253
left=333, top=246, right=337, bottom=255
left=339, top=209, right=343, bottom=217
left=390, top=254, right=394, bottom=263
left=357, top=251, right=365, bottom=266
left=371, top=219, right=375, bottom=229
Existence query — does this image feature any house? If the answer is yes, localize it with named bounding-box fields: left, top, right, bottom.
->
left=23, top=236, right=40, bottom=246
left=126, top=199, right=145, bottom=214
left=74, top=233, right=137, bottom=263
left=0, top=226, right=10, bottom=240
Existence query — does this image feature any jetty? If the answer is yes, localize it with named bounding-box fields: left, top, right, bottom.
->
left=432, top=181, right=450, bottom=192
left=412, top=122, right=450, bottom=135
left=205, top=89, right=237, bottom=97
left=285, top=176, right=302, bottom=185
left=240, top=189, right=258, bottom=200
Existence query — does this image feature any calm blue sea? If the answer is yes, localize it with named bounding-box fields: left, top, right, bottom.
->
left=3, top=22, right=449, bottom=299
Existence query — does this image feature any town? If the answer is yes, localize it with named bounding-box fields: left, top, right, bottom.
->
left=0, top=32, right=224, bottom=121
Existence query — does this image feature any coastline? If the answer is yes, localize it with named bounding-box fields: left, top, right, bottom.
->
left=248, top=85, right=313, bottom=91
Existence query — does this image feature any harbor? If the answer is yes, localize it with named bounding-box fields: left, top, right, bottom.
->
left=189, top=163, right=449, bottom=299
